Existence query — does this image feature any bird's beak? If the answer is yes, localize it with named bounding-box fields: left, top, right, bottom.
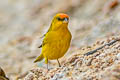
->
left=63, top=18, right=68, bottom=23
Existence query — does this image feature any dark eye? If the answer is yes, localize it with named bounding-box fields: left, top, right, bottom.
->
left=57, top=17, right=62, bottom=21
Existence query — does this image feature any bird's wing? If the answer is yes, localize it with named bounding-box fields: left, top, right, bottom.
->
left=38, top=26, right=53, bottom=48
left=38, top=31, right=59, bottom=48
left=38, top=34, right=45, bottom=48
left=38, top=44, right=42, bottom=48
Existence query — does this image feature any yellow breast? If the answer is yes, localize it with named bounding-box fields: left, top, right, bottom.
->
left=42, top=25, right=71, bottom=60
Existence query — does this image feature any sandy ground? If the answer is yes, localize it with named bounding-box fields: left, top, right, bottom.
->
left=25, top=36, right=120, bottom=80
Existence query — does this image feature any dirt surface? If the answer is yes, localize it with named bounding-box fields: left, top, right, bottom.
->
left=25, top=36, right=120, bottom=80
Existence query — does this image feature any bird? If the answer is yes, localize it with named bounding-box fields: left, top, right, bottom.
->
left=34, top=13, right=72, bottom=69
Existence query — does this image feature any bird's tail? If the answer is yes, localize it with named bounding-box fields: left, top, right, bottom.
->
left=34, top=53, right=44, bottom=63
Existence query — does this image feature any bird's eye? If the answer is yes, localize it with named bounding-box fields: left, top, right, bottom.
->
left=57, top=17, right=62, bottom=21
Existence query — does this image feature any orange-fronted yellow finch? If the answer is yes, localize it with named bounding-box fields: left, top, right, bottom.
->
left=34, top=13, right=72, bottom=69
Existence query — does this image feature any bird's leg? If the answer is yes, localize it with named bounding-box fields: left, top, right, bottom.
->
left=57, top=59, right=61, bottom=67
left=47, top=63, right=49, bottom=70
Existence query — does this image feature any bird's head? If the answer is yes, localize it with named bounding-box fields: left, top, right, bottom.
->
left=55, top=13, right=69, bottom=23
left=50, top=13, right=69, bottom=31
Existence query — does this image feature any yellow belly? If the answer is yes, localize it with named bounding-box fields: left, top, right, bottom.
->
left=42, top=40, right=70, bottom=60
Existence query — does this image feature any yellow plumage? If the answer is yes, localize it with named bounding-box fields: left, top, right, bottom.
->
left=34, top=13, right=72, bottom=67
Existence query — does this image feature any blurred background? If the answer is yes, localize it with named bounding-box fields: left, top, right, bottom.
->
left=0, top=0, right=120, bottom=79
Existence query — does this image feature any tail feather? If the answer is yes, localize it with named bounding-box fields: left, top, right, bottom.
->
left=34, top=53, right=44, bottom=63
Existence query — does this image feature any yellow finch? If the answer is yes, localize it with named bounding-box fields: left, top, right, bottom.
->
left=34, top=13, right=72, bottom=68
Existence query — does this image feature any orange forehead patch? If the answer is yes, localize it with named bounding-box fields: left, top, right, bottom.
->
left=59, top=13, right=69, bottom=19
